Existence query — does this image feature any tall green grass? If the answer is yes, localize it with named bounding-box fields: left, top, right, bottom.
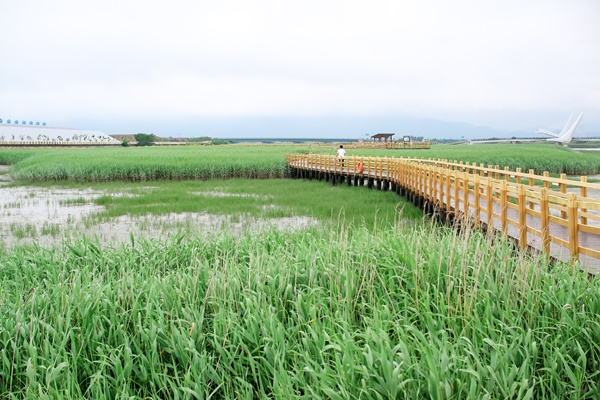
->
left=8, top=146, right=299, bottom=182
left=426, top=144, right=600, bottom=174
left=1, top=222, right=599, bottom=398
left=0, top=149, right=43, bottom=165
left=3, top=143, right=600, bottom=182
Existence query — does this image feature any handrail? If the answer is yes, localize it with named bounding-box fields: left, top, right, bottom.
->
left=313, top=141, right=431, bottom=149
left=287, top=153, right=600, bottom=271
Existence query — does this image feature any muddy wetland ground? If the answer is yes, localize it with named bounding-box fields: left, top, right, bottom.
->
left=0, top=165, right=323, bottom=249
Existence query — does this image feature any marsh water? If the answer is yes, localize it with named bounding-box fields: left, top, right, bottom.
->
left=0, top=165, right=319, bottom=249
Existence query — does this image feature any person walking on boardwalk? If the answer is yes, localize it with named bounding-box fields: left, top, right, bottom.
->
left=336, top=145, right=346, bottom=166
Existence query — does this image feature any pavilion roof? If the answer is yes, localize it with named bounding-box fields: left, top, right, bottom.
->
left=371, top=133, right=395, bottom=139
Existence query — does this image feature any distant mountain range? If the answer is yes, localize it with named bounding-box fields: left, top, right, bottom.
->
left=185, top=115, right=517, bottom=140
left=65, top=115, right=599, bottom=140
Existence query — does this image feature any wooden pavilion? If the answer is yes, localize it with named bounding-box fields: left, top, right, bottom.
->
left=371, top=133, right=395, bottom=142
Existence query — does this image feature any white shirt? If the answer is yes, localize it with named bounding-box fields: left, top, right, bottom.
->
left=337, top=148, right=346, bottom=158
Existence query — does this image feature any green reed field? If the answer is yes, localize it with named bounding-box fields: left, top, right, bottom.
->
left=1, top=144, right=600, bottom=398
left=2, top=143, right=600, bottom=182
left=2, top=224, right=599, bottom=398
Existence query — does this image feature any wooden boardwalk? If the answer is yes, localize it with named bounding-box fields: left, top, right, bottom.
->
left=287, top=154, right=600, bottom=274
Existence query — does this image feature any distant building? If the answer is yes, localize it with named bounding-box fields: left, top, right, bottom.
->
left=0, top=120, right=119, bottom=144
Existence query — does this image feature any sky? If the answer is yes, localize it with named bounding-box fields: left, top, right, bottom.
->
left=1, top=0, right=599, bottom=139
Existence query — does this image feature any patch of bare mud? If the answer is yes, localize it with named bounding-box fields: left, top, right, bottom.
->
left=0, top=165, right=14, bottom=186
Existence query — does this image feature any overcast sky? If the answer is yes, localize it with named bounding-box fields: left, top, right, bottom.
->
left=1, top=0, right=599, bottom=137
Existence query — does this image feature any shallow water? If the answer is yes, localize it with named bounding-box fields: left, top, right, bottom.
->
left=0, top=171, right=319, bottom=248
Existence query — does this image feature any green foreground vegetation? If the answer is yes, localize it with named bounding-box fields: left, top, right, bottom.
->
left=2, top=224, right=599, bottom=398
left=0, top=144, right=599, bottom=398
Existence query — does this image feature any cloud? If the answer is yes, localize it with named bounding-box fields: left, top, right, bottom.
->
left=1, top=0, right=599, bottom=133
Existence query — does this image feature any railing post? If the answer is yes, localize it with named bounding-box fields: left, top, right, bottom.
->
left=424, top=163, right=429, bottom=200
left=567, top=193, right=579, bottom=267
left=486, top=177, right=493, bottom=230
left=432, top=166, right=438, bottom=207
left=412, top=161, right=417, bottom=194
left=560, top=173, right=567, bottom=219
left=445, top=166, right=451, bottom=210
left=528, top=169, right=535, bottom=210
left=438, top=167, right=444, bottom=208
left=393, top=158, right=398, bottom=190
left=581, top=176, right=588, bottom=225
left=463, top=171, right=469, bottom=217
left=381, top=157, right=389, bottom=180
left=474, top=174, right=481, bottom=226
left=385, top=157, right=390, bottom=189
left=454, top=170, right=460, bottom=214
left=419, top=162, right=423, bottom=198
left=412, top=161, right=417, bottom=198
left=399, top=159, right=404, bottom=190
left=518, top=185, right=527, bottom=250
left=501, top=180, right=508, bottom=236
left=334, top=154, right=338, bottom=178
left=540, top=188, right=550, bottom=255
left=426, top=164, right=432, bottom=202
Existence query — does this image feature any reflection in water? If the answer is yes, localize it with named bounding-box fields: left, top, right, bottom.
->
left=0, top=183, right=319, bottom=249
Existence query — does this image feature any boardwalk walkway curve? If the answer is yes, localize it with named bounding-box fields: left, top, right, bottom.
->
left=287, top=153, right=600, bottom=274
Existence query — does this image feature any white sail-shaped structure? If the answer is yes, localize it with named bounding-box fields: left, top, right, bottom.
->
left=536, top=113, right=584, bottom=145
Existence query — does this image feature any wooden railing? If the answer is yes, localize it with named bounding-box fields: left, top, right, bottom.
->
left=287, top=153, right=600, bottom=272
left=313, top=141, right=431, bottom=150
left=342, top=141, right=431, bottom=150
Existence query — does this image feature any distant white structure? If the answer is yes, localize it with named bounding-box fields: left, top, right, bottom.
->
left=0, top=119, right=119, bottom=145
left=536, top=113, right=584, bottom=145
